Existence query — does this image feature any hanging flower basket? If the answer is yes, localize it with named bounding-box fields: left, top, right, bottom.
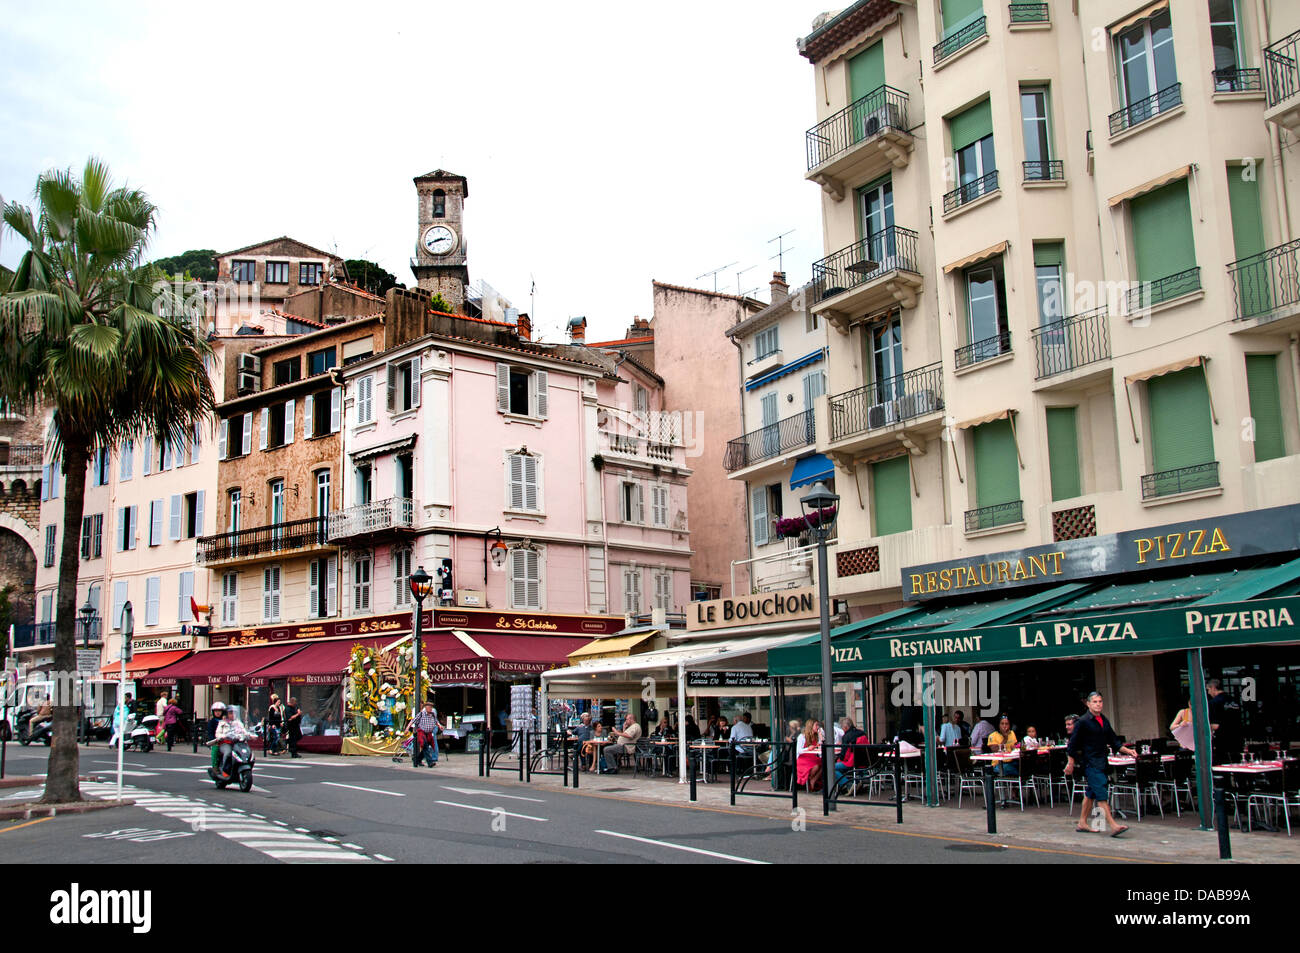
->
left=774, top=505, right=837, bottom=540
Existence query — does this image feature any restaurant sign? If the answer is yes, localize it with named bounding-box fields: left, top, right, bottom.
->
left=427, top=660, right=488, bottom=686
left=688, top=586, right=820, bottom=632
left=686, top=671, right=771, bottom=689
left=901, top=504, right=1300, bottom=601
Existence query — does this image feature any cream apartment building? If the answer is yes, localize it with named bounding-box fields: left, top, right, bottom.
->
left=792, top=0, right=1300, bottom=737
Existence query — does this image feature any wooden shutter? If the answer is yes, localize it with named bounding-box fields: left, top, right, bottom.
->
left=128, top=505, right=138, bottom=550
left=241, top=413, right=252, bottom=455
left=358, top=376, right=373, bottom=423
left=219, top=419, right=228, bottom=459
left=652, top=485, right=668, bottom=526
left=533, top=370, right=548, bottom=418
left=309, top=560, right=320, bottom=618
left=142, top=436, right=152, bottom=475
left=1246, top=354, right=1286, bottom=462
left=523, top=455, right=539, bottom=511
left=304, top=395, right=314, bottom=438
left=178, top=572, right=194, bottom=622
left=511, top=549, right=529, bottom=607
left=259, top=408, right=268, bottom=450
left=496, top=364, right=511, bottom=413
left=508, top=455, right=525, bottom=510
left=409, top=360, right=421, bottom=408
left=1148, top=367, right=1214, bottom=472
left=871, top=455, right=913, bottom=535
left=387, top=363, right=398, bottom=413
left=146, top=577, right=160, bottom=626
left=194, top=490, right=205, bottom=536
left=326, top=554, right=337, bottom=617
left=973, top=419, right=1020, bottom=508
left=330, top=387, right=342, bottom=432
left=150, top=500, right=162, bottom=546
left=1045, top=407, right=1082, bottom=501
left=168, top=494, right=183, bottom=540
left=751, top=485, right=769, bottom=545
left=284, top=399, right=295, bottom=444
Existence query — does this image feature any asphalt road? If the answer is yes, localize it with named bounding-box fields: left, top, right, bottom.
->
left=0, top=743, right=1123, bottom=865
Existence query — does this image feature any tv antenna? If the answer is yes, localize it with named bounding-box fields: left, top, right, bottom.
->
left=767, top=230, right=795, bottom=273
left=697, top=262, right=736, bottom=293
left=735, top=263, right=758, bottom=298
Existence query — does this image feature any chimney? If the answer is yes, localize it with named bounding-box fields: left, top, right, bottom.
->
left=516, top=312, right=531, bottom=341
left=567, top=316, right=587, bottom=344
left=627, top=316, right=652, bottom=338
left=770, top=271, right=789, bottom=303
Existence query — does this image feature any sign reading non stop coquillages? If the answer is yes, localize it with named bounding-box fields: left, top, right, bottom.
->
left=687, top=585, right=820, bottom=633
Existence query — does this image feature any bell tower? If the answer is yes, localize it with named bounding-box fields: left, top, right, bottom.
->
left=411, top=169, right=469, bottom=313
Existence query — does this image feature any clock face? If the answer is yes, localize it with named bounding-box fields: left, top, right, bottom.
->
left=422, top=224, right=457, bottom=256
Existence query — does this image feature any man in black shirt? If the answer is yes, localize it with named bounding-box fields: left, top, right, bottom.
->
left=1065, top=691, right=1136, bottom=837
left=1206, top=678, right=1242, bottom=765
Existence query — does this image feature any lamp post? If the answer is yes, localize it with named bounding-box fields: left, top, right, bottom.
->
left=118, top=601, right=134, bottom=803
left=409, top=567, right=435, bottom=717
left=78, top=597, right=96, bottom=648
left=799, top=481, right=840, bottom=778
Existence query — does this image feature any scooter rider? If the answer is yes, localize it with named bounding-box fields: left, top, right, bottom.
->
left=207, top=702, right=227, bottom=774
left=28, top=694, right=53, bottom=734
left=212, top=707, right=250, bottom=779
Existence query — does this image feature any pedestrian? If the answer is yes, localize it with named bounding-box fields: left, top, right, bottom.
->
left=1206, top=678, right=1242, bottom=764
left=412, top=701, right=443, bottom=768
left=263, top=694, right=284, bottom=755
left=284, top=697, right=303, bottom=758
left=162, top=698, right=183, bottom=751
left=1065, top=691, right=1137, bottom=837
left=155, top=693, right=169, bottom=720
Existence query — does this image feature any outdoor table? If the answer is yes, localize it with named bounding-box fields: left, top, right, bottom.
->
left=585, top=738, right=611, bottom=773
left=1107, top=754, right=1174, bottom=767
left=970, top=751, right=1018, bottom=761
left=653, top=740, right=679, bottom=776
left=1213, top=761, right=1287, bottom=832
left=690, top=743, right=722, bottom=783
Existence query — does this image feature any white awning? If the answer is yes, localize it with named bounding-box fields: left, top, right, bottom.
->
left=540, top=630, right=813, bottom=686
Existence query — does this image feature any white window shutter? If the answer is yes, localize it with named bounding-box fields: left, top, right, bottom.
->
left=304, top=395, right=314, bottom=439
left=508, top=455, right=524, bottom=510
left=284, top=399, right=295, bottom=444
left=330, top=387, right=341, bottom=432
left=41, top=465, right=48, bottom=501
left=524, top=455, right=539, bottom=511
left=263, top=569, right=272, bottom=621
left=387, top=364, right=397, bottom=413
left=145, top=577, right=160, bottom=626
left=143, top=436, right=152, bottom=475
left=150, top=500, right=162, bottom=546
left=511, top=550, right=527, bottom=607
left=259, top=408, right=268, bottom=450
left=534, top=370, right=548, bottom=418
left=410, top=360, right=421, bottom=408
left=192, top=423, right=201, bottom=463
left=496, top=364, right=510, bottom=413
left=358, top=376, right=372, bottom=423
left=752, top=485, right=769, bottom=546
left=326, top=555, right=337, bottom=616
left=242, top=413, right=252, bottom=455
left=51, top=466, right=58, bottom=498
left=115, top=507, right=125, bottom=552
left=129, top=505, right=138, bottom=549
left=653, top=486, right=668, bottom=526
left=635, top=484, right=644, bottom=523
left=195, top=490, right=205, bottom=536
left=178, top=572, right=193, bottom=622
left=308, top=560, right=320, bottom=618
left=219, top=419, right=228, bottom=459
left=168, top=494, right=182, bottom=540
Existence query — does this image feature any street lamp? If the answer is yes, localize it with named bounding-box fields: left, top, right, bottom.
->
left=409, top=566, right=435, bottom=714
left=78, top=597, right=96, bottom=648
left=799, top=481, right=840, bottom=777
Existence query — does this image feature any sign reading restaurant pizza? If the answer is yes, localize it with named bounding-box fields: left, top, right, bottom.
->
left=688, top=586, right=820, bottom=632
left=901, top=504, right=1300, bottom=602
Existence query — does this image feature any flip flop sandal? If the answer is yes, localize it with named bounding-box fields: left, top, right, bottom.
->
left=1074, top=826, right=1093, bottom=833
left=1110, top=826, right=1130, bottom=837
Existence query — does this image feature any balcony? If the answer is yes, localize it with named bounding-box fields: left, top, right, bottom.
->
left=942, top=170, right=999, bottom=215
left=1141, top=462, right=1220, bottom=501
left=955, top=330, right=1012, bottom=370
left=934, top=17, right=987, bottom=66
left=1264, top=29, right=1300, bottom=131
left=805, top=85, right=913, bottom=199
left=1109, top=84, right=1182, bottom=138
left=600, top=431, right=677, bottom=465
left=1228, top=239, right=1300, bottom=331
left=0, top=444, right=42, bottom=469
left=197, top=517, right=331, bottom=566
left=1212, top=67, right=1261, bottom=94
left=1022, top=160, right=1063, bottom=184
left=724, top=410, right=814, bottom=474
left=13, top=622, right=56, bottom=650
left=1031, top=307, right=1110, bottom=380
left=965, top=500, right=1024, bottom=534
left=826, top=363, right=945, bottom=455
left=328, top=497, right=417, bottom=543
left=1123, top=267, right=1202, bottom=314
left=1008, top=3, right=1049, bottom=25
left=810, top=226, right=923, bottom=332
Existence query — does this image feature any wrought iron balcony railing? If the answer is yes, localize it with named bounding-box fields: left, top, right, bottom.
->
left=1228, top=239, right=1300, bottom=322
left=1023, top=159, right=1063, bottom=183
left=965, top=500, right=1024, bottom=533
left=1109, top=83, right=1182, bottom=136
left=1009, top=3, right=1049, bottom=24
left=1212, top=67, right=1261, bottom=93
left=805, top=85, right=911, bottom=171
left=724, top=410, right=815, bottom=472
left=1264, top=28, right=1300, bottom=108
left=13, top=622, right=56, bottom=649
left=1031, top=307, right=1110, bottom=379
left=0, top=444, right=43, bottom=467
left=943, top=170, right=999, bottom=213
left=812, top=226, right=920, bottom=302
left=328, top=497, right=416, bottom=541
left=955, top=330, right=1012, bottom=370
left=198, top=516, right=330, bottom=564
left=1124, top=267, right=1202, bottom=313
left=1141, top=462, right=1220, bottom=500
left=828, top=363, right=944, bottom=442
left=934, top=17, right=987, bottom=64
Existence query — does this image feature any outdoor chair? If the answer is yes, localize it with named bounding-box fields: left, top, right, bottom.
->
left=1247, top=760, right=1300, bottom=835
left=1110, top=753, right=1163, bottom=820
left=633, top=739, right=656, bottom=777
left=993, top=751, right=1040, bottom=812
left=1154, top=751, right=1195, bottom=817
left=955, top=748, right=986, bottom=807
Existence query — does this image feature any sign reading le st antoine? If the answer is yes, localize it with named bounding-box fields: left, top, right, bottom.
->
left=689, top=586, right=820, bottom=632
left=901, top=504, right=1300, bottom=602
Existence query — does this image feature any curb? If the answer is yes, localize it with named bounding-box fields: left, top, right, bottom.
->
left=0, top=798, right=134, bottom=821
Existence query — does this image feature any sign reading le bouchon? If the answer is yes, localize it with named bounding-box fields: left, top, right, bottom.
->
left=901, top=504, right=1300, bottom=602
left=688, top=586, right=820, bottom=632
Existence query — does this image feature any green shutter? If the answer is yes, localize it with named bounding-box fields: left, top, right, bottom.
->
left=941, top=0, right=983, bottom=35
left=1246, top=354, right=1287, bottom=462
left=1045, top=407, right=1082, bottom=501
left=1130, top=180, right=1196, bottom=284
left=973, top=418, right=1020, bottom=508
left=871, top=455, right=912, bottom=536
left=849, top=42, right=885, bottom=103
left=949, top=99, right=993, bottom=152
left=1227, top=164, right=1272, bottom=316
left=1148, top=367, right=1215, bottom=477
left=1033, top=241, right=1064, bottom=267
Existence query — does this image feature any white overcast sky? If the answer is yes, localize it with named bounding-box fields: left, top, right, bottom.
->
left=1, top=0, right=838, bottom=343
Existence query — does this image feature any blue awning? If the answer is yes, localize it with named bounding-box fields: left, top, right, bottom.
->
left=790, top=453, right=833, bottom=490
left=745, top=348, right=826, bottom=391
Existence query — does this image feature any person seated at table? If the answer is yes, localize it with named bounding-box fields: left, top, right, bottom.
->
left=1022, top=726, right=1041, bottom=749
left=655, top=714, right=673, bottom=738
left=602, top=713, right=642, bottom=774
left=730, top=712, right=755, bottom=757
left=795, top=719, right=825, bottom=791
left=683, top=714, right=701, bottom=742
left=987, top=716, right=1019, bottom=776
left=939, top=710, right=966, bottom=748
left=716, top=715, right=730, bottom=740
left=704, top=715, right=720, bottom=740
left=582, top=723, right=607, bottom=771
left=566, top=712, right=594, bottom=757
left=969, top=716, right=996, bottom=752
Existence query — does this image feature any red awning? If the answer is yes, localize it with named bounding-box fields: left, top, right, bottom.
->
left=99, top=649, right=192, bottom=678
left=246, top=637, right=393, bottom=680
left=140, top=644, right=305, bottom=687
left=469, top=634, right=591, bottom=665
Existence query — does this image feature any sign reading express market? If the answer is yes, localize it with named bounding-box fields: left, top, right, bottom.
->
left=901, top=504, right=1300, bottom=601
left=688, top=586, right=820, bottom=632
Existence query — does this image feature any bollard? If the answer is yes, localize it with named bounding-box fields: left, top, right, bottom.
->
left=822, top=743, right=831, bottom=816
left=518, top=731, right=525, bottom=782
left=1213, top=784, right=1232, bottom=859
left=983, top=764, right=997, bottom=834
left=573, top=739, right=580, bottom=788
left=729, top=741, right=736, bottom=806
left=479, top=732, right=486, bottom=777
left=689, top=753, right=697, bottom=802
left=562, top=733, right=569, bottom=788
left=192, top=714, right=199, bottom=754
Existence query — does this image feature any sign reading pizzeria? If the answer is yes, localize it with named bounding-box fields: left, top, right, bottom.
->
left=688, top=586, right=820, bottom=632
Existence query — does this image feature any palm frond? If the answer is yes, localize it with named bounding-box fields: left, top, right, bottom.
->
left=36, top=169, right=79, bottom=243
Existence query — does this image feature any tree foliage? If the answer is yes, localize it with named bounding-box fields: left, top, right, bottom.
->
left=344, top=258, right=402, bottom=297
left=150, top=248, right=218, bottom=282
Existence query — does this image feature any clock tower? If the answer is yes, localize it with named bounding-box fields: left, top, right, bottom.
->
left=411, top=169, right=469, bottom=313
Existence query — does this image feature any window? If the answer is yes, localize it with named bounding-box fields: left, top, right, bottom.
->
left=1228, top=163, right=1269, bottom=316
left=169, top=491, right=204, bottom=540
left=273, top=357, right=301, bottom=386
left=654, top=571, right=673, bottom=611
left=148, top=499, right=163, bottom=546
left=395, top=453, right=413, bottom=500
left=315, top=469, right=331, bottom=518
left=950, top=99, right=996, bottom=203
left=1210, top=0, right=1244, bottom=89
left=355, top=464, right=372, bottom=505
left=307, top=347, right=336, bottom=376
left=1146, top=366, right=1217, bottom=494
left=621, top=481, right=643, bottom=523
left=92, top=446, right=110, bottom=486
left=495, top=364, right=549, bottom=418
left=220, top=414, right=253, bottom=459
left=265, top=261, right=289, bottom=284
left=1020, top=86, right=1055, bottom=178
left=309, top=555, right=338, bottom=619
left=971, top=418, right=1021, bottom=518
left=112, top=581, right=128, bottom=630
left=43, top=525, right=55, bottom=567
left=388, top=358, right=420, bottom=413
left=801, top=369, right=826, bottom=412
left=1045, top=407, right=1082, bottom=501
left=177, top=571, right=194, bottom=623
left=432, top=189, right=446, bottom=218
left=510, top=548, right=541, bottom=609
left=1033, top=243, right=1066, bottom=326
left=622, top=568, right=641, bottom=614
left=119, top=439, right=134, bottom=482
left=221, top=573, right=238, bottom=626
left=116, top=505, right=138, bottom=551
left=231, top=260, right=256, bottom=282
left=1129, top=179, right=1197, bottom=299
left=754, top=325, right=779, bottom=360
left=872, top=455, right=912, bottom=535
left=228, top=489, right=242, bottom=533
left=962, top=258, right=1010, bottom=362
left=299, top=262, right=323, bottom=285
left=270, top=480, right=285, bottom=525
left=751, top=485, right=770, bottom=546
left=870, top=317, right=903, bottom=398
left=343, top=338, right=373, bottom=366
left=859, top=176, right=895, bottom=260
left=352, top=554, right=372, bottom=612
left=507, top=453, right=541, bottom=512
left=1115, top=9, right=1177, bottom=114
left=393, top=548, right=412, bottom=607
left=940, top=0, right=984, bottom=39
left=146, top=577, right=161, bottom=627
left=306, top=388, right=340, bottom=437
left=262, top=565, right=282, bottom=622
left=767, top=483, right=783, bottom=525
left=81, top=514, right=103, bottom=559
left=693, top=583, right=721, bottom=602
left=356, top=375, right=375, bottom=424
left=651, top=484, right=669, bottom=527
left=264, top=399, right=295, bottom=449
left=1245, top=354, right=1286, bottom=463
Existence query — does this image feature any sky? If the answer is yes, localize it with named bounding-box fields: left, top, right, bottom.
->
left=0, top=0, right=838, bottom=344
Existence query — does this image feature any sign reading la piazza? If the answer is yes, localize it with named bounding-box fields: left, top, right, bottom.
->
left=901, top=504, right=1300, bottom=602
left=688, top=586, right=820, bottom=632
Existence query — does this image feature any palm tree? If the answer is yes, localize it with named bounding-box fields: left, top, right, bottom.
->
left=0, top=158, right=215, bottom=803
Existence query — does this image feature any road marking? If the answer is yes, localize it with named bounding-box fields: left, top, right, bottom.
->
left=594, top=830, right=768, bottom=865
left=374, top=853, right=395, bottom=862
left=441, top=785, right=545, bottom=803
left=321, top=782, right=404, bottom=797
left=0, top=816, right=52, bottom=835
left=434, top=800, right=548, bottom=822
left=257, top=774, right=295, bottom=781
left=94, top=760, right=147, bottom=768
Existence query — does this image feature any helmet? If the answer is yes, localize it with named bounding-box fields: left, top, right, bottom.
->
left=211, top=701, right=226, bottom=712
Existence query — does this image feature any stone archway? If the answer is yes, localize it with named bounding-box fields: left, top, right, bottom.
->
left=0, top=524, right=38, bottom=635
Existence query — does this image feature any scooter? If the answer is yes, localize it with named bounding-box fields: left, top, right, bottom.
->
left=125, top=714, right=159, bottom=753
left=207, top=736, right=255, bottom=792
left=15, top=706, right=53, bottom=746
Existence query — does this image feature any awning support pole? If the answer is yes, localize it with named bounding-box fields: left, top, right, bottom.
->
left=948, top=425, right=964, bottom=483
left=1200, top=356, right=1219, bottom=424
left=677, top=664, right=688, bottom=785
left=1187, top=648, right=1215, bottom=831
left=921, top=668, right=938, bottom=807
left=1007, top=410, right=1024, bottom=469
left=1125, top=379, right=1140, bottom=443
